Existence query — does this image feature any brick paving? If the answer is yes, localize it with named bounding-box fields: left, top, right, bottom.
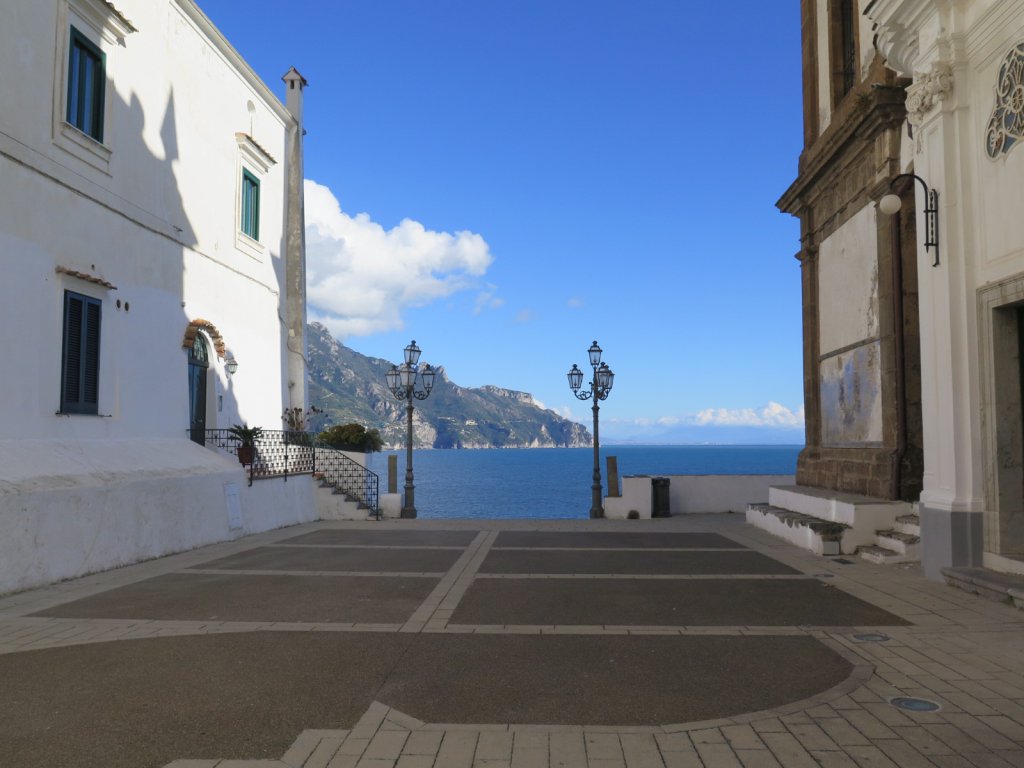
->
left=1, top=514, right=1022, bottom=767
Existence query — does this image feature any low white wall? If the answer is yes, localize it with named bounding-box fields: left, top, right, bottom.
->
left=604, top=474, right=795, bottom=519
left=0, top=438, right=315, bottom=595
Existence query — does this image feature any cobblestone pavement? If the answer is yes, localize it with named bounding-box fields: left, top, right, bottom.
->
left=1, top=515, right=1023, bottom=767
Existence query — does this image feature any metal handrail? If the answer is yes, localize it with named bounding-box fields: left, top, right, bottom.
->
left=195, top=429, right=378, bottom=517
left=314, top=446, right=380, bottom=519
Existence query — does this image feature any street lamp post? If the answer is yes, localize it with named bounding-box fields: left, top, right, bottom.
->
left=567, top=341, right=615, bottom=518
left=385, top=341, right=435, bottom=518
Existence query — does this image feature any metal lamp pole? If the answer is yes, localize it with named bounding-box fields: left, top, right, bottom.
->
left=567, top=341, right=615, bottom=518
left=385, top=341, right=435, bottom=518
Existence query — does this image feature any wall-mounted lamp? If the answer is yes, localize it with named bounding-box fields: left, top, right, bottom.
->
left=879, top=173, right=940, bottom=267
left=225, top=358, right=239, bottom=375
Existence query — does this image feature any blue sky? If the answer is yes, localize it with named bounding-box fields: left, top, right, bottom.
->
left=199, top=0, right=806, bottom=443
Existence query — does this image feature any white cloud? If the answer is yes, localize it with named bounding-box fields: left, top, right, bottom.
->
left=473, top=285, right=505, bottom=315
left=304, top=179, right=493, bottom=338
left=514, top=309, right=535, bottom=324
left=567, top=297, right=584, bottom=308
left=694, top=402, right=805, bottom=428
left=604, top=403, right=805, bottom=430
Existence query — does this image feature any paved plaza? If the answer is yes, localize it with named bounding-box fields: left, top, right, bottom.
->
left=1, top=515, right=1023, bottom=767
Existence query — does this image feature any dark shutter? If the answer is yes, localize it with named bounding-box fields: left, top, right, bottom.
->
left=67, top=27, right=105, bottom=141
left=62, top=293, right=83, bottom=407
left=61, top=291, right=101, bottom=414
left=84, top=300, right=101, bottom=406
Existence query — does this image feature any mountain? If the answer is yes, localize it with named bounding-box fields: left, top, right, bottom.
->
left=306, top=323, right=591, bottom=449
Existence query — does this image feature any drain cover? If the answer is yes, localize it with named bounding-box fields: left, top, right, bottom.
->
left=832, top=558, right=856, bottom=564
left=853, top=633, right=890, bottom=642
left=890, top=697, right=941, bottom=712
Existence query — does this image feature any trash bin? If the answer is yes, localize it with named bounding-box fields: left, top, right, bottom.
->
left=651, top=477, right=670, bottom=517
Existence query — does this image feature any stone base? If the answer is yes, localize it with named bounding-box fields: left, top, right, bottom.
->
left=379, top=493, right=402, bottom=519
left=920, top=505, right=984, bottom=581
left=796, top=446, right=921, bottom=501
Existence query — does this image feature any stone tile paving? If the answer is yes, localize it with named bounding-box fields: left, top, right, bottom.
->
left=1, top=515, right=1022, bottom=766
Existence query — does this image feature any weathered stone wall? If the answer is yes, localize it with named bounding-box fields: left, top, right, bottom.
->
left=779, top=11, right=923, bottom=501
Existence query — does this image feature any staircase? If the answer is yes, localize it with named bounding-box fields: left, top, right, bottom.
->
left=313, top=448, right=380, bottom=520
left=313, top=475, right=375, bottom=520
left=859, top=513, right=921, bottom=564
left=747, top=485, right=919, bottom=564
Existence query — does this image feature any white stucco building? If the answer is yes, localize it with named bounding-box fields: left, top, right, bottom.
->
left=867, top=0, right=1024, bottom=579
left=769, top=0, right=1024, bottom=582
left=0, top=0, right=314, bottom=594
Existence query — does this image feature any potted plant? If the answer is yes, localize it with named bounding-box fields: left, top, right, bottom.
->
left=282, top=406, right=321, bottom=447
left=228, top=423, right=263, bottom=466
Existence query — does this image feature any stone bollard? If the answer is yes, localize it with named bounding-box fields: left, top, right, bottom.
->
left=388, top=454, right=398, bottom=494
left=607, top=456, right=620, bottom=497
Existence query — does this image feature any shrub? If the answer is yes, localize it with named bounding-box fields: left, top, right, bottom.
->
left=318, top=423, right=383, bottom=453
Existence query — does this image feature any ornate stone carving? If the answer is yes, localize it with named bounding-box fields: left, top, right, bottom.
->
left=986, top=42, right=1024, bottom=159
left=906, top=63, right=954, bottom=129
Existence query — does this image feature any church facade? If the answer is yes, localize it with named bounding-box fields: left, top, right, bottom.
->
left=777, top=0, right=1024, bottom=579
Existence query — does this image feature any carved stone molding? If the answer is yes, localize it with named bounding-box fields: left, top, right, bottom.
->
left=986, top=42, right=1024, bottom=159
left=906, top=62, right=954, bottom=129
left=864, top=0, right=933, bottom=77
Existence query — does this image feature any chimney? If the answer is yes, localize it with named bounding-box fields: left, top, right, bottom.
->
left=282, top=66, right=307, bottom=123
left=282, top=67, right=308, bottom=412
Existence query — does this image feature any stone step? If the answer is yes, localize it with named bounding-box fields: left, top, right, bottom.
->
left=942, top=567, right=1024, bottom=610
left=766, top=485, right=909, bottom=550
left=315, top=482, right=372, bottom=521
left=858, top=544, right=915, bottom=565
left=895, top=513, right=921, bottom=536
left=746, top=503, right=851, bottom=556
left=874, top=528, right=920, bottom=557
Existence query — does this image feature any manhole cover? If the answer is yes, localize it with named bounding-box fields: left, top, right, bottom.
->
left=890, top=697, right=941, bottom=712
left=853, top=633, right=890, bottom=642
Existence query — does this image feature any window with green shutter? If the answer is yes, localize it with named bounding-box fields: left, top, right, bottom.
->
left=61, top=291, right=101, bottom=414
left=241, top=169, right=260, bottom=240
left=67, top=26, right=105, bottom=142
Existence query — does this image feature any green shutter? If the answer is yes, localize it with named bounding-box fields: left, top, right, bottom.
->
left=241, top=169, right=260, bottom=239
left=241, top=169, right=260, bottom=240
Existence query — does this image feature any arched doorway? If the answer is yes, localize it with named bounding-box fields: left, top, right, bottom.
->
left=188, top=334, right=210, bottom=445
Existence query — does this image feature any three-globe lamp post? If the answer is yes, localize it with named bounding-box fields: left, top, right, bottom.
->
left=385, top=341, right=435, bottom=518
left=567, top=341, right=615, bottom=518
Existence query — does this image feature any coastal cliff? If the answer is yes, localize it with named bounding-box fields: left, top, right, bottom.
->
left=307, top=323, right=591, bottom=449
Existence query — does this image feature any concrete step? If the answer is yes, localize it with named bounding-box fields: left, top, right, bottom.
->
left=943, top=567, right=1024, bottom=610
left=314, top=483, right=373, bottom=521
left=746, top=503, right=851, bottom=556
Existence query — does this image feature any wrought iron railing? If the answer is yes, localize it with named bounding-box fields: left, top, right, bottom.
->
left=314, top=446, right=380, bottom=519
left=199, top=428, right=314, bottom=485
left=195, top=429, right=379, bottom=517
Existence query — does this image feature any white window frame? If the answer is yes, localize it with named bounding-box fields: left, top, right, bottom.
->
left=235, top=132, right=275, bottom=259
left=51, top=0, right=135, bottom=174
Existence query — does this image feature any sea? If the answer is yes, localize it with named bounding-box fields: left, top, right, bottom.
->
left=366, top=445, right=802, bottom=519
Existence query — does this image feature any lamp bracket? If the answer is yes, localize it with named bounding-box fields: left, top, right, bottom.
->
left=889, top=173, right=940, bottom=266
